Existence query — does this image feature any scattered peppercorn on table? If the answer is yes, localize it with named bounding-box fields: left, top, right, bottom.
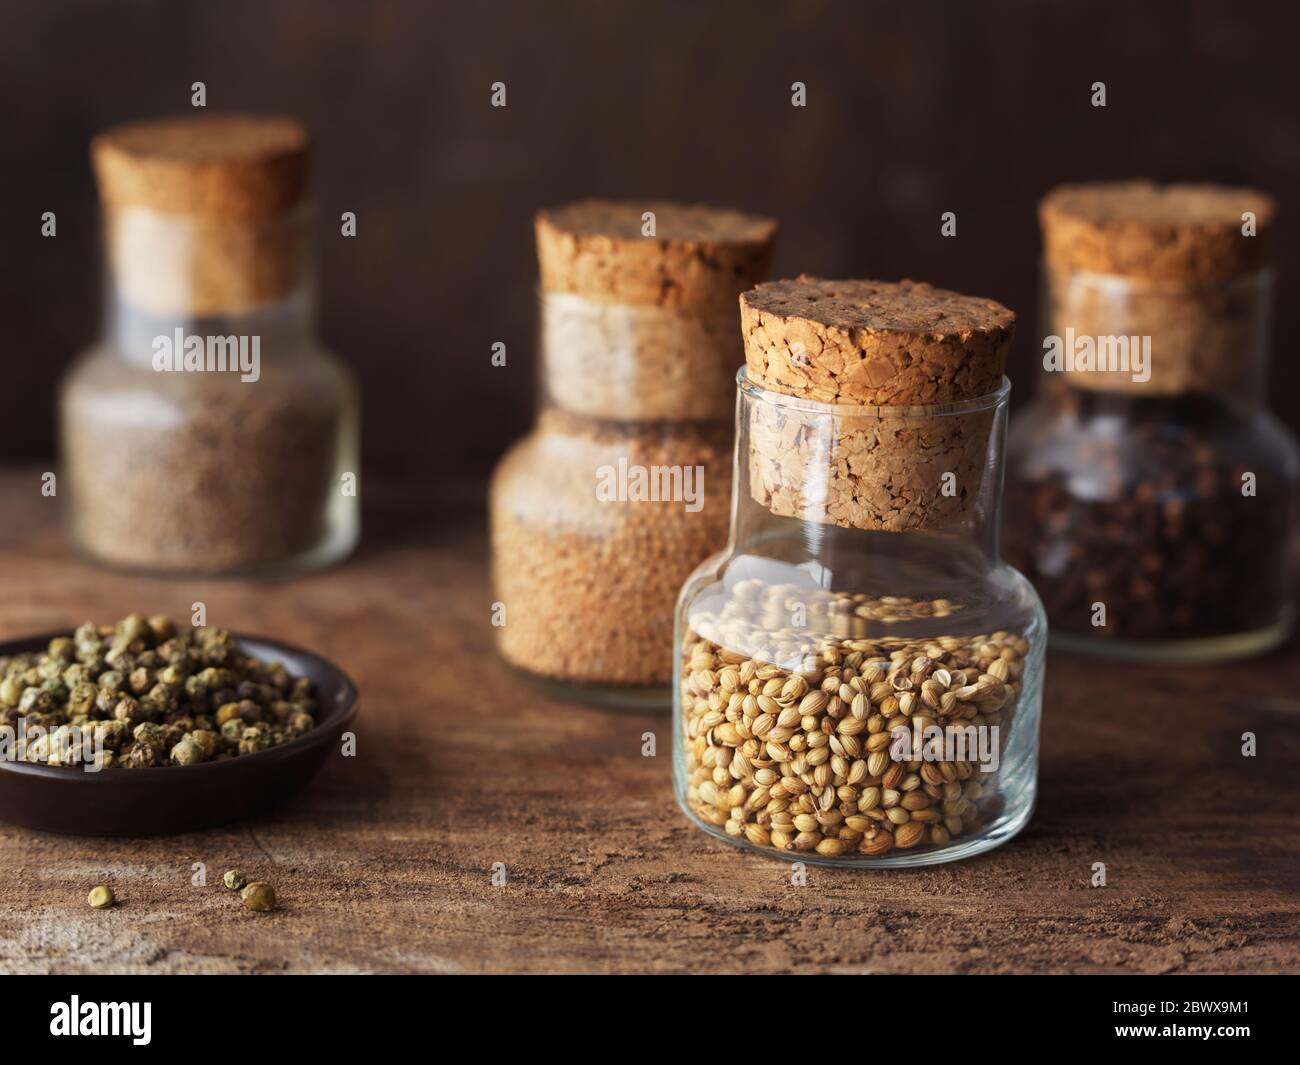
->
left=0, top=468, right=1297, bottom=974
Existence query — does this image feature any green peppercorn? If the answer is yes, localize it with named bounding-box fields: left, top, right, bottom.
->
left=0, top=676, right=24, bottom=706
left=169, top=735, right=205, bottom=766
left=132, top=721, right=166, bottom=749
left=113, top=695, right=142, bottom=725
left=146, top=614, right=176, bottom=642
left=65, top=682, right=95, bottom=716
left=116, top=613, right=148, bottom=643
left=147, top=682, right=180, bottom=714
left=214, top=702, right=242, bottom=726
left=238, top=726, right=272, bottom=755
left=128, top=666, right=153, bottom=694
left=22, top=687, right=56, bottom=715
left=93, top=719, right=130, bottom=751
left=47, top=637, right=75, bottom=662
left=7, top=616, right=319, bottom=770
left=223, top=869, right=247, bottom=891
left=97, top=670, right=124, bottom=692
left=73, top=622, right=99, bottom=651
left=188, top=729, right=219, bottom=758
left=240, top=882, right=276, bottom=912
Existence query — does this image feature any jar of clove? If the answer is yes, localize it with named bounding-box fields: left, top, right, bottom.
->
left=60, top=114, right=359, bottom=575
left=675, top=278, right=1046, bottom=866
left=490, top=200, right=777, bottom=708
left=1006, top=182, right=1298, bottom=661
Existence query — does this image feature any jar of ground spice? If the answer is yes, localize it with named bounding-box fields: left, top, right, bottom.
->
left=490, top=200, right=777, bottom=707
left=60, top=114, right=359, bottom=574
left=1006, top=181, right=1298, bottom=661
left=675, top=278, right=1046, bottom=866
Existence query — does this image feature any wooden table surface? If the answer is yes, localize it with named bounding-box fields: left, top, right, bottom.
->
left=1, top=467, right=1297, bottom=975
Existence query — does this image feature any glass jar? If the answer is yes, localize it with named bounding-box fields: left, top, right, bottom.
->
left=675, top=372, right=1046, bottom=867
left=60, top=116, right=359, bottom=576
left=1007, top=261, right=1298, bottom=661
left=490, top=201, right=776, bottom=709
left=490, top=293, right=737, bottom=709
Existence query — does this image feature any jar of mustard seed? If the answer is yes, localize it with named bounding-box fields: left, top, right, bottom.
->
left=675, top=278, right=1046, bottom=867
left=60, top=114, right=359, bottom=575
left=1006, top=182, right=1298, bottom=661
left=490, top=200, right=777, bottom=708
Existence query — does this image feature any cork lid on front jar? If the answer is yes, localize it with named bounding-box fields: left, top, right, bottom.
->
left=740, top=276, right=1014, bottom=406
left=535, top=200, right=778, bottom=308
left=92, top=113, right=312, bottom=318
left=1039, top=180, right=1277, bottom=284
left=740, top=277, right=1015, bottom=533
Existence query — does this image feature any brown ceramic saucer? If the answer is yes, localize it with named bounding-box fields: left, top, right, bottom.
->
left=0, top=632, right=358, bottom=836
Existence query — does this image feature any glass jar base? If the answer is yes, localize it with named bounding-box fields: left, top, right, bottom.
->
left=676, top=793, right=1036, bottom=869
left=501, top=660, right=670, bottom=712
left=69, top=513, right=358, bottom=579
left=1047, top=611, right=1293, bottom=665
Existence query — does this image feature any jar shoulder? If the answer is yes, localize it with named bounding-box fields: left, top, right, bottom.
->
left=490, top=422, right=730, bottom=532
left=1008, top=394, right=1300, bottom=483
left=678, top=547, right=1046, bottom=656
left=62, top=339, right=357, bottom=395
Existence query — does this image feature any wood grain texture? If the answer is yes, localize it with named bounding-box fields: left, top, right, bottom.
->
left=0, top=468, right=1297, bottom=974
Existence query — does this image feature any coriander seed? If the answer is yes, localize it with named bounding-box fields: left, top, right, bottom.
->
left=87, top=885, right=115, bottom=909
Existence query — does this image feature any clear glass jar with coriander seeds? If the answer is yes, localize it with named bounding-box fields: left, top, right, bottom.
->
left=1005, top=182, right=1298, bottom=662
left=490, top=200, right=776, bottom=709
left=60, top=114, right=359, bottom=576
left=675, top=278, right=1046, bottom=867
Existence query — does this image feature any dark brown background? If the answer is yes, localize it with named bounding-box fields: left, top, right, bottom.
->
left=1, top=0, right=1297, bottom=477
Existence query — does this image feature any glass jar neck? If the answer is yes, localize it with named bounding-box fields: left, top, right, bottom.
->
left=731, top=373, right=1011, bottom=571
left=102, top=202, right=316, bottom=363
left=106, top=288, right=316, bottom=370
left=1038, top=263, right=1274, bottom=404
left=536, top=289, right=742, bottom=423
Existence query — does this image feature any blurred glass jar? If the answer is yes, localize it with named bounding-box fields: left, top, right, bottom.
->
left=60, top=115, right=359, bottom=575
left=1006, top=183, right=1297, bottom=661
left=676, top=278, right=1045, bottom=867
left=490, top=201, right=776, bottom=708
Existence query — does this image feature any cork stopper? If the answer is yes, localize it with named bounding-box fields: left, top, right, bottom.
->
left=92, top=114, right=309, bottom=217
left=1040, top=181, right=1276, bottom=284
left=92, top=114, right=311, bottom=317
left=741, top=277, right=1013, bottom=406
left=741, top=278, right=1014, bottom=533
left=536, top=200, right=777, bottom=308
